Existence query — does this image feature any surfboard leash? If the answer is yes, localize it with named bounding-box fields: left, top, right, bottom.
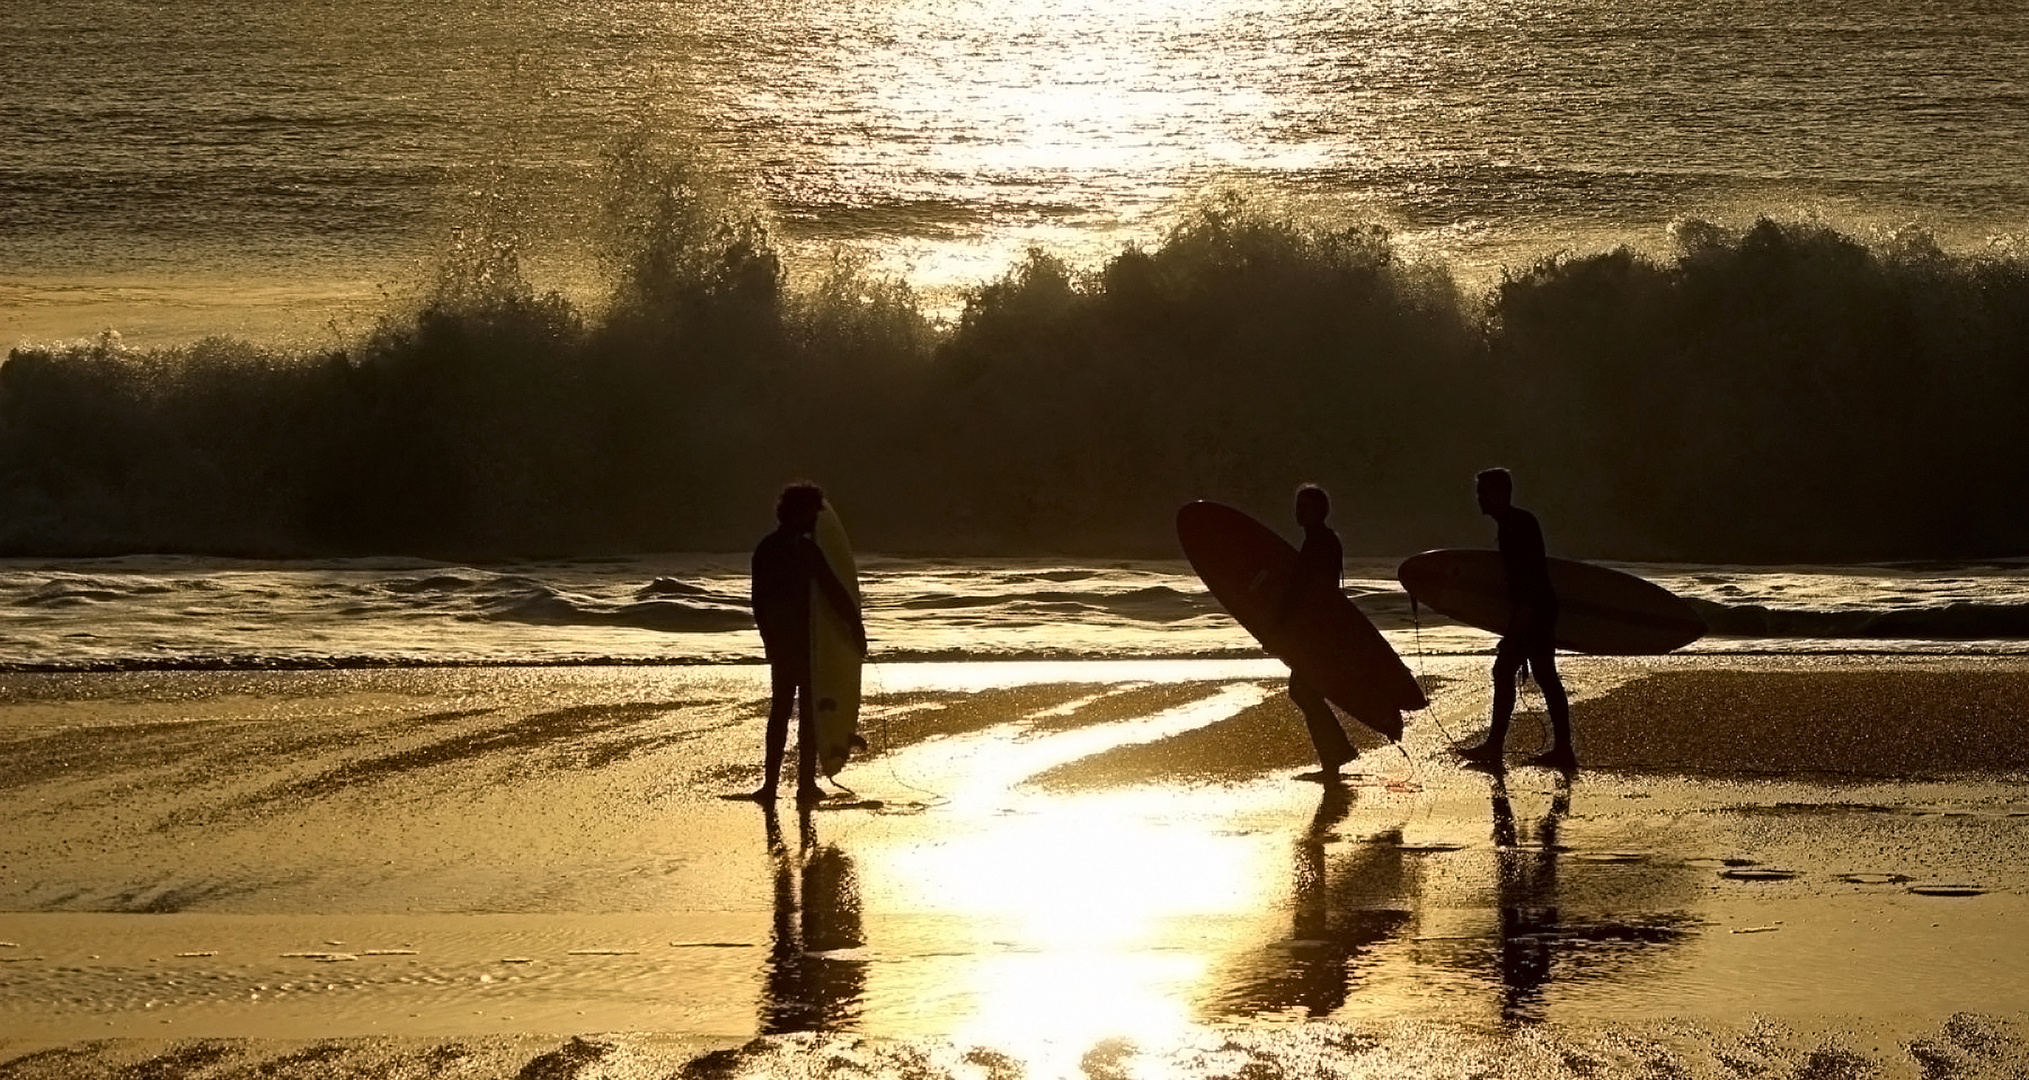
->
left=1407, top=592, right=1465, bottom=748
left=860, top=659, right=950, bottom=812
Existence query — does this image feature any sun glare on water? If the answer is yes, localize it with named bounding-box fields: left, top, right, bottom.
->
left=857, top=0, right=1318, bottom=174
left=790, top=0, right=1337, bottom=294
left=855, top=683, right=1296, bottom=1050
left=880, top=799, right=1279, bottom=1055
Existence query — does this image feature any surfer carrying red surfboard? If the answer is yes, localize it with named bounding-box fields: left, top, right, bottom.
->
left=1455, top=468, right=1577, bottom=772
left=1276, top=484, right=1362, bottom=779
left=742, top=482, right=867, bottom=803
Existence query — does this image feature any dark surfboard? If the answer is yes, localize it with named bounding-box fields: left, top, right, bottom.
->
left=1397, top=549, right=1704, bottom=655
left=1177, top=501, right=1424, bottom=741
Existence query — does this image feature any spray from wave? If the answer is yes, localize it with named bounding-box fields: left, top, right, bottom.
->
left=4, top=140, right=2026, bottom=562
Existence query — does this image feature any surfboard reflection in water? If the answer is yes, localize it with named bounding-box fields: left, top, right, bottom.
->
left=760, top=805, right=867, bottom=1034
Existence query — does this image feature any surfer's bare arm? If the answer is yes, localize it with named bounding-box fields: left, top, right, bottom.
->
left=750, top=533, right=797, bottom=642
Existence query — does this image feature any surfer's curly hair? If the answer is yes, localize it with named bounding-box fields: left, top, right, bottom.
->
left=775, top=481, right=826, bottom=523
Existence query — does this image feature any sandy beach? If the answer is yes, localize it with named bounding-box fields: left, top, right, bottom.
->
left=1, top=654, right=2026, bottom=1078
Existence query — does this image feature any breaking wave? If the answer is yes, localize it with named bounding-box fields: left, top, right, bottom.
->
left=1689, top=599, right=2029, bottom=640
left=7, top=554, right=2029, bottom=673
left=3, top=150, right=2027, bottom=563
left=471, top=589, right=753, bottom=633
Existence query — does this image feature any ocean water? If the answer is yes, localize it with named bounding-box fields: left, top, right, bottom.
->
left=3, top=555, right=2028, bottom=670
left=4, top=0, right=2025, bottom=344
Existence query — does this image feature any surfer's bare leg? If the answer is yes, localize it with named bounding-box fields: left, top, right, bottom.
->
left=794, top=678, right=825, bottom=802
left=1524, top=645, right=1576, bottom=771
left=747, top=663, right=799, bottom=800
left=1459, top=639, right=1528, bottom=767
left=1289, top=675, right=1355, bottom=778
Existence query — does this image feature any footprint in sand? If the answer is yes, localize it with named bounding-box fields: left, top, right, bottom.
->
left=1907, top=882, right=1985, bottom=897
left=1720, top=868, right=1801, bottom=881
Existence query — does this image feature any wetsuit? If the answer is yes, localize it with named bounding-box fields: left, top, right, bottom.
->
left=751, top=526, right=861, bottom=794
left=1279, top=522, right=1358, bottom=770
left=1495, top=505, right=1557, bottom=645
left=1487, top=505, right=1570, bottom=753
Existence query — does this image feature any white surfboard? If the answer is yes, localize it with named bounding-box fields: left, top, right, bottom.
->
left=809, top=504, right=862, bottom=778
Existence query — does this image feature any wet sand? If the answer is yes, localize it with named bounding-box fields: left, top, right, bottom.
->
left=2, top=655, right=2027, bottom=1078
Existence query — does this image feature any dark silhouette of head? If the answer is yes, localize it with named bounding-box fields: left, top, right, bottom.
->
left=776, top=482, right=826, bottom=532
left=1475, top=468, right=1514, bottom=516
left=1294, top=483, right=1330, bottom=528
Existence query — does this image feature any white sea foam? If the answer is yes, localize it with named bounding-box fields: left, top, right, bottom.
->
left=1, top=556, right=2026, bottom=670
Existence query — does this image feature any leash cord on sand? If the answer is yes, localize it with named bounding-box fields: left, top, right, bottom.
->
left=859, top=659, right=949, bottom=811
left=1409, top=593, right=1464, bottom=748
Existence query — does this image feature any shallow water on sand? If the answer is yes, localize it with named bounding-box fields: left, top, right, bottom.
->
left=2, top=660, right=2027, bottom=1077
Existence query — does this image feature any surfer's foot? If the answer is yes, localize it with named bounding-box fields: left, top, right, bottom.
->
left=795, top=785, right=828, bottom=803
left=721, top=787, right=775, bottom=802
left=1293, top=768, right=1343, bottom=783
left=1528, top=746, right=1579, bottom=772
left=1454, top=742, right=1506, bottom=771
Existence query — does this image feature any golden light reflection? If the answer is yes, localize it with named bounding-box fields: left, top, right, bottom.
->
left=871, top=682, right=1270, bottom=812
left=881, top=800, right=1277, bottom=936
left=840, top=0, right=1333, bottom=178
left=879, top=804, right=1268, bottom=1056
left=950, top=950, right=1205, bottom=1060
left=858, top=681, right=1295, bottom=1049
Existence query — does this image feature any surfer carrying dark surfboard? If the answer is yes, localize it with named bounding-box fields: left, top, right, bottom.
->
left=1456, top=468, right=1577, bottom=772
left=1275, top=484, right=1362, bottom=779
left=743, top=482, right=867, bottom=802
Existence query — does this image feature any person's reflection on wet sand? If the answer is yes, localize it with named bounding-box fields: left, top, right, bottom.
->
left=1490, top=772, right=1570, bottom=1021
left=759, top=803, right=867, bottom=1033
left=1208, top=781, right=1411, bottom=1018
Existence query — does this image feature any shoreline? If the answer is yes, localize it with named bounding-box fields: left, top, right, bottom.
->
left=3, top=655, right=2027, bottom=1076
left=4, top=638, right=2029, bottom=674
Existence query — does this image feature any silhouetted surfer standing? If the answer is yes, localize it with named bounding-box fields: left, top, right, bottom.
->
left=1278, top=484, right=1361, bottom=780
left=741, top=482, right=866, bottom=803
left=1456, top=468, right=1576, bottom=772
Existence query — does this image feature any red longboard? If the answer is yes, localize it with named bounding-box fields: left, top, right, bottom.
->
left=1176, top=501, right=1424, bottom=741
